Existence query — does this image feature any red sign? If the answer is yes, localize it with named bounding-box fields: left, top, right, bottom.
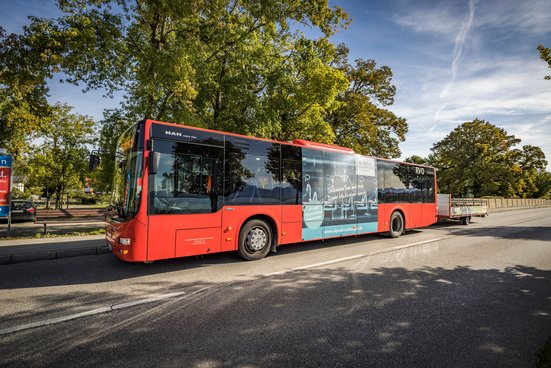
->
left=0, top=167, right=10, bottom=206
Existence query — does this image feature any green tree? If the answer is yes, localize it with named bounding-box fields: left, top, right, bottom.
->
left=18, top=0, right=349, bottom=139
left=261, top=37, right=349, bottom=143
left=430, top=119, right=550, bottom=198
left=512, top=145, right=548, bottom=198
left=533, top=171, right=551, bottom=199
left=326, top=45, right=408, bottom=158
left=7, top=0, right=409, bottom=167
left=0, top=26, right=51, bottom=158
left=26, top=103, right=95, bottom=208
left=538, top=44, right=551, bottom=80
left=94, top=108, right=137, bottom=193
left=430, top=119, right=521, bottom=197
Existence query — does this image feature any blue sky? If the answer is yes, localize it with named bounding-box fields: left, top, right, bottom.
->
left=2, top=0, right=551, bottom=169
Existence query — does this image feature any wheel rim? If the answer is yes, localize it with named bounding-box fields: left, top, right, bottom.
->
left=392, top=216, right=402, bottom=233
left=246, top=227, right=268, bottom=252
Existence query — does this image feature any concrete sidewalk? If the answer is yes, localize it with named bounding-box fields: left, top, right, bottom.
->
left=0, top=235, right=109, bottom=265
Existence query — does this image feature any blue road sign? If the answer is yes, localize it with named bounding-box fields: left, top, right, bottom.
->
left=0, top=155, right=12, bottom=168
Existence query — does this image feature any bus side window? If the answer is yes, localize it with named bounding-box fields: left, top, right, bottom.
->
left=282, top=145, right=302, bottom=205
left=149, top=140, right=223, bottom=214
left=425, top=169, right=435, bottom=203
left=225, top=137, right=281, bottom=205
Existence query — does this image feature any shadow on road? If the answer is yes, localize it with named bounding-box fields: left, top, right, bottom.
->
left=1, top=264, right=550, bottom=367
left=448, top=226, right=551, bottom=241
left=0, top=230, right=424, bottom=290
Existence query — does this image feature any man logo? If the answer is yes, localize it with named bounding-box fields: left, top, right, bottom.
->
left=165, top=130, right=183, bottom=137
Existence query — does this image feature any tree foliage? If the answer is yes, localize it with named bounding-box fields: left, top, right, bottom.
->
left=25, top=103, right=95, bottom=208
left=429, top=119, right=549, bottom=198
left=0, top=26, right=51, bottom=158
left=2, top=0, right=414, bottom=194
left=512, top=145, right=548, bottom=198
left=16, top=0, right=350, bottom=141
left=538, top=44, right=551, bottom=80
left=326, top=44, right=407, bottom=158
left=532, top=172, right=551, bottom=199
left=94, top=108, right=137, bottom=193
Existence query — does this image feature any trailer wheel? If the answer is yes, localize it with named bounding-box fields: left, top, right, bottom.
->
left=389, top=211, right=404, bottom=238
left=238, top=219, right=272, bottom=261
left=461, top=216, right=471, bottom=225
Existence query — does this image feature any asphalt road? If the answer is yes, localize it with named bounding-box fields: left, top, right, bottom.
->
left=1, top=208, right=550, bottom=367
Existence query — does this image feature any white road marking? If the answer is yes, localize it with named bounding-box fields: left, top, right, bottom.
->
left=0, top=291, right=187, bottom=336
left=263, top=237, right=446, bottom=276
left=263, top=255, right=367, bottom=276
left=1, top=237, right=445, bottom=335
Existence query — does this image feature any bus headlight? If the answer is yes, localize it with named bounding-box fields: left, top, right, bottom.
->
left=119, top=237, right=131, bottom=246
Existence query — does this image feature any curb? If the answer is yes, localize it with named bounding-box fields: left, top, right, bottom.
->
left=0, top=245, right=110, bottom=265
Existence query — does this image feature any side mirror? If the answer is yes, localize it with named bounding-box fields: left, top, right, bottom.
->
left=89, top=154, right=100, bottom=171
left=149, top=152, right=160, bottom=175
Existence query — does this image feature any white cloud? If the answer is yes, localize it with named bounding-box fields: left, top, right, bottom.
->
left=394, top=56, right=551, bottom=169
left=393, top=5, right=463, bottom=40
left=476, top=0, right=551, bottom=35
left=394, top=15, right=457, bottom=37
left=389, top=0, right=551, bottom=170
left=394, top=0, right=551, bottom=38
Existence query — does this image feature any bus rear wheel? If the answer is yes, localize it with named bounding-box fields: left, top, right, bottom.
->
left=389, top=211, right=404, bottom=238
left=238, top=219, right=272, bottom=261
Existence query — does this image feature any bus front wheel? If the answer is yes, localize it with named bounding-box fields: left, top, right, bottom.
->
left=389, top=211, right=404, bottom=238
left=238, top=219, right=272, bottom=261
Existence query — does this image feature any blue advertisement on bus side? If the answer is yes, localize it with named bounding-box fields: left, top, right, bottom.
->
left=302, top=149, right=378, bottom=241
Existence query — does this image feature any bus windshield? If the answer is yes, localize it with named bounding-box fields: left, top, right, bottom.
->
left=110, top=122, right=144, bottom=221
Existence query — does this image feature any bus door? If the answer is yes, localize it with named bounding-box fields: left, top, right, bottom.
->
left=147, top=140, right=224, bottom=260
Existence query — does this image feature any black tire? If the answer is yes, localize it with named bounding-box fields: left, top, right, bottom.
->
left=461, top=216, right=471, bottom=225
left=238, top=219, right=272, bottom=261
left=389, top=211, right=404, bottom=238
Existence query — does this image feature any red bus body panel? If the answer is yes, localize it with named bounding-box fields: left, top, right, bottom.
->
left=280, top=205, right=303, bottom=244
left=377, top=203, right=437, bottom=233
left=106, top=217, right=148, bottom=262
left=147, top=212, right=222, bottom=260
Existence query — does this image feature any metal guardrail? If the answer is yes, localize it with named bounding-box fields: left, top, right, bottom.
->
left=460, top=198, right=551, bottom=212
left=35, top=209, right=106, bottom=234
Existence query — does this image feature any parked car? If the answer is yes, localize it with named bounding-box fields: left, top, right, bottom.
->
left=8, top=200, right=36, bottom=222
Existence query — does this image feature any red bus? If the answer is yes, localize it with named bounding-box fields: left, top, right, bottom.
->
left=104, top=119, right=437, bottom=262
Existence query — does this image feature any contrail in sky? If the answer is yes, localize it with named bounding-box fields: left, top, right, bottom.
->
left=432, top=0, right=478, bottom=129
